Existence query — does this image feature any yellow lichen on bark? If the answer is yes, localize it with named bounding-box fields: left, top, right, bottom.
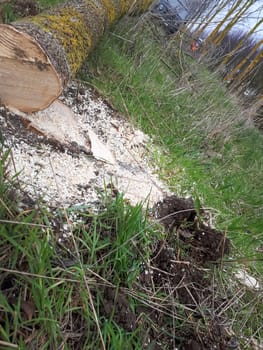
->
left=100, top=0, right=117, bottom=24
left=13, top=0, right=154, bottom=77
left=119, top=0, right=132, bottom=14
left=31, top=8, right=92, bottom=75
left=0, top=0, right=154, bottom=112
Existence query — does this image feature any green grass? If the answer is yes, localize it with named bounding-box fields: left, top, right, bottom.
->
left=85, top=15, right=263, bottom=263
left=2, top=142, right=262, bottom=348
left=1, top=11, right=263, bottom=350
left=0, top=169, right=158, bottom=348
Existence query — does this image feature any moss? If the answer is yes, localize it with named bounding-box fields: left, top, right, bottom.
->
left=23, top=0, right=154, bottom=77
left=31, top=8, right=92, bottom=75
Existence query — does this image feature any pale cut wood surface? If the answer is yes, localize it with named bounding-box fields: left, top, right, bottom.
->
left=0, top=24, right=61, bottom=112
left=0, top=0, right=153, bottom=113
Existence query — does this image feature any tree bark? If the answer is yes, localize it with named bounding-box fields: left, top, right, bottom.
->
left=224, top=39, right=263, bottom=82
left=0, top=0, right=152, bottom=112
left=221, top=19, right=263, bottom=68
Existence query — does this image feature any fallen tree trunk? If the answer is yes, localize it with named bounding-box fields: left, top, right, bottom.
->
left=0, top=0, right=152, bottom=113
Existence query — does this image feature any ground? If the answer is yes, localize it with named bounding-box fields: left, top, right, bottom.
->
left=0, top=2, right=260, bottom=349
left=0, top=80, right=239, bottom=349
left=0, top=191, right=235, bottom=349
left=0, top=106, right=238, bottom=349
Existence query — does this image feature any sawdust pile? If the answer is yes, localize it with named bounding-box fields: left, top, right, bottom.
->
left=0, top=82, right=170, bottom=208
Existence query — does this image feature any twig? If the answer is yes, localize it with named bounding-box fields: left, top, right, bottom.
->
left=0, top=198, right=13, bottom=218
left=0, top=340, right=18, bottom=349
left=0, top=219, right=49, bottom=228
left=0, top=267, right=81, bottom=283
left=109, top=31, right=134, bottom=43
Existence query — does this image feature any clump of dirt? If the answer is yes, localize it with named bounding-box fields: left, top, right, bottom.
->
left=153, top=195, right=197, bottom=229
left=153, top=195, right=230, bottom=264
left=135, top=195, right=233, bottom=349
